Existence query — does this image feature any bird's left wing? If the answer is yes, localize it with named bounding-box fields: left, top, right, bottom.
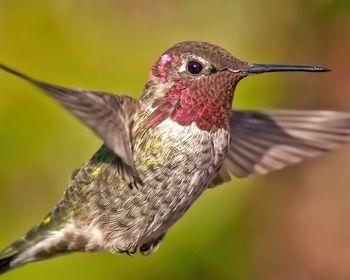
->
left=211, top=109, right=350, bottom=187
left=0, top=64, right=140, bottom=185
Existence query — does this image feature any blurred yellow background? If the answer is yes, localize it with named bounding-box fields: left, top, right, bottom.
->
left=0, top=0, right=350, bottom=279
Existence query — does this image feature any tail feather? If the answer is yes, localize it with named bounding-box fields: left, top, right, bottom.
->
left=0, top=252, right=17, bottom=274
left=0, top=221, right=92, bottom=274
left=0, top=212, right=67, bottom=274
left=0, top=232, right=43, bottom=274
left=0, top=180, right=92, bottom=274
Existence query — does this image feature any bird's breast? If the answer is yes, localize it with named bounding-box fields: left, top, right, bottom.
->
left=132, top=118, right=230, bottom=240
left=81, top=116, right=229, bottom=253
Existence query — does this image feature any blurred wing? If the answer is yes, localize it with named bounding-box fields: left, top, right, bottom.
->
left=211, top=109, right=350, bottom=187
left=0, top=64, right=140, bottom=184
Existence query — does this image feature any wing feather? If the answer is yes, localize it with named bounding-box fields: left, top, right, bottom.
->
left=1, top=64, right=140, bottom=184
left=211, top=109, right=350, bottom=186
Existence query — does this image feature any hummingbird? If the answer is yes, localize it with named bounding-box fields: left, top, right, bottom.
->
left=1, top=41, right=350, bottom=274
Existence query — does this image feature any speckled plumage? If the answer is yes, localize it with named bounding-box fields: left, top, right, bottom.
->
left=1, top=41, right=350, bottom=274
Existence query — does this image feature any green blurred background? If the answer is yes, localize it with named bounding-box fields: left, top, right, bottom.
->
left=0, top=0, right=350, bottom=279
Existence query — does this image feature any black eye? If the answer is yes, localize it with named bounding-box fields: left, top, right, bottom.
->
left=187, top=61, right=203, bottom=75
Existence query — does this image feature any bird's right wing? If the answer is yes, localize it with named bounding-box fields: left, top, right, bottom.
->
left=211, top=109, right=350, bottom=187
left=0, top=64, right=140, bottom=185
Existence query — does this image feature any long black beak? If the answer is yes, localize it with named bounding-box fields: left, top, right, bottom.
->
left=247, top=63, right=330, bottom=74
left=227, top=63, right=330, bottom=75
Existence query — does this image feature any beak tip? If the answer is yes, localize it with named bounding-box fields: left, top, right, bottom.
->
left=316, top=66, right=331, bottom=72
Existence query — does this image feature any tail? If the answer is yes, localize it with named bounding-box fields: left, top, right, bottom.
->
left=0, top=210, right=97, bottom=274
left=0, top=253, right=16, bottom=274
left=0, top=213, right=57, bottom=274
left=0, top=211, right=85, bottom=274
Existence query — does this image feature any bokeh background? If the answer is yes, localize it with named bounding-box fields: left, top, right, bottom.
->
left=0, top=0, right=350, bottom=279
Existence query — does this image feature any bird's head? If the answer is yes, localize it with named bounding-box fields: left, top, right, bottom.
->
left=143, top=41, right=329, bottom=131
